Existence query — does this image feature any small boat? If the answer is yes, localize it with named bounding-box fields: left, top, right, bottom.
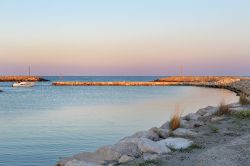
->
left=12, top=82, right=35, bottom=87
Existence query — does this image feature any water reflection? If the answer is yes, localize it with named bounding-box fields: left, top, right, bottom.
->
left=0, top=86, right=238, bottom=166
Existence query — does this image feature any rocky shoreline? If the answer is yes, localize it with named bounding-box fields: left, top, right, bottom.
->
left=57, top=77, right=250, bottom=166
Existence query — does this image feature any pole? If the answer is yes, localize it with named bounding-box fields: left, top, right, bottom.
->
left=29, top=65, right=31, bottom=76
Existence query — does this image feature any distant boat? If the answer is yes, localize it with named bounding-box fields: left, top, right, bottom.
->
left=12, top=82, right=35, bottom=87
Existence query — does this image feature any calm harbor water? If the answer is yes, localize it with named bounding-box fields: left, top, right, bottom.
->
left=0, top=76, right=239, bottom=166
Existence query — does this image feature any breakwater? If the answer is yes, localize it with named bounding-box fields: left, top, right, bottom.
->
left=52, top=76, right=250, bottom=96
left=0, top=76, right=49, bottom=82
left=53, top=81, right=178, bottom=86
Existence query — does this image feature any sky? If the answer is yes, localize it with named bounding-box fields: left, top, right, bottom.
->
left=0, top=0, right=250, bottom=76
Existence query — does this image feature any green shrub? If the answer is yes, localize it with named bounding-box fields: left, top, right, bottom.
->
left=233, top=110, right=250, bottom=119
left=208, top=124, right=219, bottom=133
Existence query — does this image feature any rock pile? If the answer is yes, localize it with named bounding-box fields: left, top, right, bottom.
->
left=57, top=105, right=226, bottom=166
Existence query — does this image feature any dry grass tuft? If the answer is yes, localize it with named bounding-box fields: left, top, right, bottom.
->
left=170, top=105, right=182, bottom=130
left=217, top=100, right=230, bottom=116
left=239, top=94, right=250, bottom=105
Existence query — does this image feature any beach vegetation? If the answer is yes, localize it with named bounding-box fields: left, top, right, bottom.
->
left=170, top=106, right=182, bottom=130
left=208, top=124, right=219, bottom=133
left=168, top=130, right=174, bottom=137
left=239, top=94, right=250, bottom=105
left=217, top=100, right=230, bottom=116
left=233, top=110, right=250, bottom=119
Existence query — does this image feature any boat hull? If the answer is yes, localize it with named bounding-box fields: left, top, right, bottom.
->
left=12, top=82, right=35, bottom=87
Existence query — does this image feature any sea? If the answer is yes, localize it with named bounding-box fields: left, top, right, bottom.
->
left=0, top=76, right=239, bottom=166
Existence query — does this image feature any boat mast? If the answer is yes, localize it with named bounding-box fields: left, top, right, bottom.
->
left=28, top=65, right=31, bottom=76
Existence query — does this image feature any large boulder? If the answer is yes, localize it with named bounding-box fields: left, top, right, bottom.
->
left=173, top=128, right=198, bottom=137
left=158, top=137, right=193, bottom=150
left=196, top=106, right=218, bottom=116
left=95, top=145, right=121, bottom=161
left=57, top=152, right=108, bottom=166
left=146, top=129, right=161, bottom=141
left=118, top=155, right=134, bottom=164
left=184, top=113, right=200, bottom=121
left=150, top=127, right=170, bottom=139
left=180, top=119, right=204, bottom=128
left=160, top=122, right=170, bottom=129
left=122, top=130, right=160, bottom=141
left=143, top=153, right=160, bottom=161
left=96, top=142, right=141, bottom=159
left=64, top=159, right=97, bottom=166
left=138, top=138, right=171, bottom=154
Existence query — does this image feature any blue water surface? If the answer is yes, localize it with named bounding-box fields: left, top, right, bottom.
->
left=0, top=76, right=238, bottom=166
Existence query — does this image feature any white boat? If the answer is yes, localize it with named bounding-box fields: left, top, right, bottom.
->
left=12, top=82, right=35, bottom=87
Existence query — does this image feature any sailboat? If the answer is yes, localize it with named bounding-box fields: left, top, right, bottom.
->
left=12, top=66, right=36, bottom=87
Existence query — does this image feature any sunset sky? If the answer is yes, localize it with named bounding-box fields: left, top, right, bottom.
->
left=0, top=0, right=249, bottom=76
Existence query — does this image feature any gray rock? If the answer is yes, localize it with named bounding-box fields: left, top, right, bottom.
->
left=123, top=130, right=160, bottom=141
left=184, top=113, right=200, bottom=121
left=119, top=137, right=141, bottom=144
left=180, top=119, right=190, bottom=128
left=127, top=131, right=148, bottom=138
left=143, top=153, right=160, bottom=161
left=192, top=120, right=205, bottom=128
left=173, top=128, right=198, bottom=137
left=118, top=155, right=134, bottom=163
left=95, top=145, right=122, bottom=161
left=108, top=142, right=141, bottom=158
left=196, top=106, right=218, bottom=116
left=150, top=127, right=169, bottom=139
left=143, top=129, right=161, bottom=141
left=138, top=138, right=171, bottom=154
left=65, top=159, right=97, bottom=166
left=160, top=122, right=170, bottom=129
left=180, top=119, right=204, bottom=128
left=158, top=137, right=193, bottom=150
left=58, top=152, right=107, bottom=166
left=196, top=134, right=250, bottom=166
left=211, top=116, right=225, bottom=122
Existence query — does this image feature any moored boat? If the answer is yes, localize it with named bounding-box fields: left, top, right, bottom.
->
left=12, top=82, right=35, bottom=87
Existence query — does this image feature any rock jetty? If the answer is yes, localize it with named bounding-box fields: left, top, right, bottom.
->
left=53, top=76, right=249, bottom=93
left=53, top=81, right=177, bottom=86
left=155, top=76, right=250, bottom=96
left=53, top=76, right=250, bottom=99
left=0, top=76, right=49, bottom=82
